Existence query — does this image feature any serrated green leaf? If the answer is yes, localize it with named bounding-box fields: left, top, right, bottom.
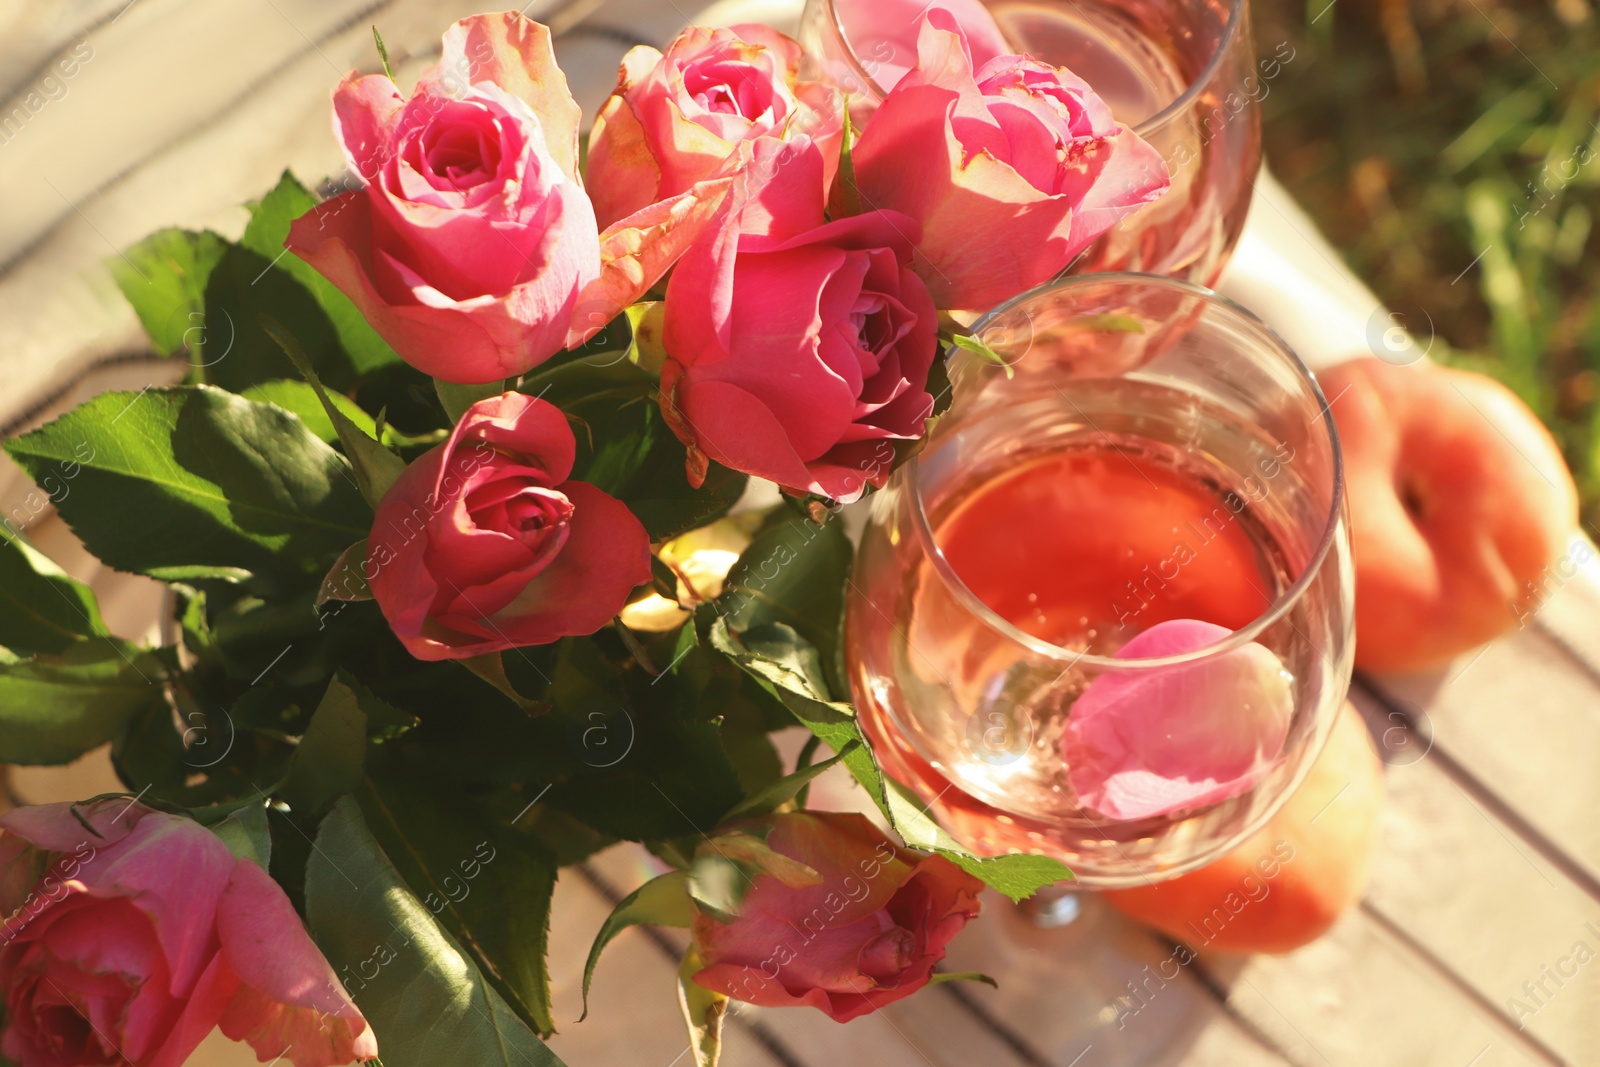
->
left=243, top=172, right=401, bottom=379
left=721, top=515, right=851, bottom=674
left=110, top=228, right=228, bottom=358
left=359, top=770, right=558, bottom=1037
left=279, top=678, right=367, bottom=818
left=523, top=359, right=746, bottom=541
left=719, top=743, right=854, bottom=822
left=581, top=869, right=690, bottom=1018
left=950, top=333, right=1016, bottom=378
left=372, top=25, right=395, bottom=80
left=435, top=378, right=506, bottom=420
left=711, top=621, right=1073, bottom=902
left=3, top=386, right=370, bottom=580
left=459, top=653, right=541, bottom=712
left=209, top=801, right=272, bottom=867
left=242, top=379, right=378, bottom=445
left=263, top=317, right=407, bottom=507
left=304, top=798, right=567, bottom=1067
left=0, top=639, right=166, bottom=765
left=110, top=697, right=188, bottom=796
left=0, top=529, right=106, bottom=654
left=318, top=540, right=374, bottom=606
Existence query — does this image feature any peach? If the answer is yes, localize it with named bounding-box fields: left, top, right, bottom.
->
left=1102, top=699, right=1383, bottom=954
left=1317, top=358, right=1577, bottom=674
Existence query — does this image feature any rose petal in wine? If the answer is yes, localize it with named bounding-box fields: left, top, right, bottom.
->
left=1064, top=619, right=1293, bottom=821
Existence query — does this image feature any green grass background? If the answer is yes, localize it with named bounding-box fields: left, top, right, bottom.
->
left=1258, top=0, right=1600, bottom=531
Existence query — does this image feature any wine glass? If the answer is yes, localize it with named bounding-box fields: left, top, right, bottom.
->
left=843, top=272, right=1352, bottom=1059
left=797, top=0, right=1264, bottom=286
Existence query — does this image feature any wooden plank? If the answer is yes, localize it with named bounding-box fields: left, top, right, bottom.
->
left=0, top=0, right=396, bottom=266
left=0, top=0, right=128, bottom=103
left=1528, top=534, right=1600, bottom=684
left=937, top=894, right=1288, bottom=1067
left=1218, top=909, right=1548, bottom=1067
left=1365, top=620, right=1600, bottom=896
left=1352, top=687, right=1595, bottom=1064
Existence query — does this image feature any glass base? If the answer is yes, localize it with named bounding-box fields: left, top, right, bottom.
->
left=943, top=890, right=1219, bottom=1066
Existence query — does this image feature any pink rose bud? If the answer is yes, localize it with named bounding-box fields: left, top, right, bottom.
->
left=366, top=392, right=652, bottom=661
left=831, top=0, right=1009, bottom=94
left=690, top=813, right=982, bottom=1022
left=1065, top=620, right=1295, bottom=821
left=0, top=801, right=375, bottom=1067
left=662, top=138, right=938, bottom=503
left=288, top=13, right=600, bottom=384
left=852, top=12, right=1170, bottom=310
left=586, top=24, right=843, bottom=232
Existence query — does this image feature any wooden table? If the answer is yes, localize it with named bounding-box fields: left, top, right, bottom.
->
left=4, top=0, right=1600, bottom=1063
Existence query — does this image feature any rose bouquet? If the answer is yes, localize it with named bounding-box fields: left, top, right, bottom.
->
left=0, top=8, right=1165, bottom=1066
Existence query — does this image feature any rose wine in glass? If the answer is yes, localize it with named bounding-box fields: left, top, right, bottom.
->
left=799, top=0, right=1265, bottom=285
left=844, top=274, right=1353, bottom=1059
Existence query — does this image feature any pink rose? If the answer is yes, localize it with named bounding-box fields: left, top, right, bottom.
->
left=1065, top=620, right=1293, bottom=821
left=852, top=13, right=1169, bottom=310
left=367, top=392, right=651, bottom=661
left=0, top=800, right=374, bottom=1067
left=690, top=813, right=982, bottom=1022
left=288, top=13, right=599, bottom=384
left=830, top=0, right=1008, bottom=94
left=662, top=140, right=938, bottom=503
left=585, top=24, right=843, bottom=232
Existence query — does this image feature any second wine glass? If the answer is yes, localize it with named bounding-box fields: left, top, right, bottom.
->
left=797, top=0, right=1265, bottom=285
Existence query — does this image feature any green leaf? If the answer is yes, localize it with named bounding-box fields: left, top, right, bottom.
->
left=110, top=228, right=228, bottom=358
left=719, top=743, right=855, bottom=822
left=928, top=971, right=998, bottom=989
left=340, top=671, right=419, bottom=742
left=4, top=386, right=371, bottom=580
left=950, top=333, right=1016, bottom=378
left=580, top=869, right=690, bottom=1018
left=318, top=540, right=374, bottom=606
left=0, top=639, right=166, bottom=764
left=305, top=798, right=567, bottom=1067
left=241, top=172, right=400, bottom=379
left=372, top=25, right=395, bottom=81
left=359, top=771, right=558, bottom=1037
left=677, top=947, right=726, bottom=1067
left=263, top=317, right=407, bottom=507
left=0, top=529, right=107, bottom=653
left=688, top=831, right=821, bottom=922
left=242, top=379, right=378, bottom=445
left=435, top=378, right=505, bottom=420
left=110, top=697, right=188, bottom=796
left=209, top=801, right=272, bottom=866
left=712, top=621, right=1073, bottom=902
left=526, top=359, right=747, bottom=541
left=828, top=98, right=862, bottom=220
left=881, top=778, right=1073, bottom=899
left=279, top=677, right=367, bottom=818
left=542, top=712, right=744, bottom=841
left=624, top=302, right=666, bottom=374
left=459, top=654, right=541, bottom=712
left=720, top=515, right=852, bottom=672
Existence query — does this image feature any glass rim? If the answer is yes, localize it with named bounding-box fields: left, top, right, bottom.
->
left=902, top=270, right=1347, bottom=672
left=817, top=0, right=1250, bottom=137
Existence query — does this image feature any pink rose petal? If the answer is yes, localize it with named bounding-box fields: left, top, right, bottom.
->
left=1065, top=620, right=1293, bottom=822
